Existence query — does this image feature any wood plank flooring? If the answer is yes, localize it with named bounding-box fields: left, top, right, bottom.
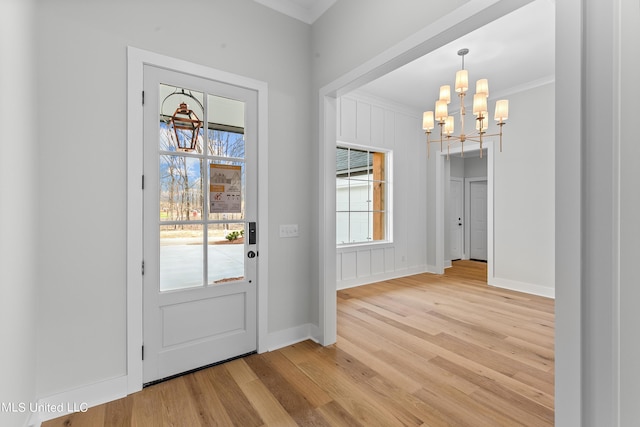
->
left=43, top=261, right=554, bottom=426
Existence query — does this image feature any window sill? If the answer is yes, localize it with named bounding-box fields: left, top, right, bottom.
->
left=336, top=241, right=393, bottom=252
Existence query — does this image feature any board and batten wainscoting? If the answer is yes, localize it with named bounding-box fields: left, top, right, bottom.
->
left=336, top=93, right=429, bottom=290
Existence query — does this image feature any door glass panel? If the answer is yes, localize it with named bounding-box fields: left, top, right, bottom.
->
left=208, top=160, right=245, bottom=221
left=207, top=95, right=245, bottom=158
left=157, top=85, right=248, bottom=291
left=159, top=155, right=204, bottom=222
left=160, top=224, right=204, bottom=291
left=208, top=223, right=245, bottom=284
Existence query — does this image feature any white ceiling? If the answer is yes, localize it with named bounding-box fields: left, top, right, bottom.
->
left=257, top=0, right=555, bottom=113
left=253, top=0, right=336, bottom=24
left=359, top=0, right=555, bottom=112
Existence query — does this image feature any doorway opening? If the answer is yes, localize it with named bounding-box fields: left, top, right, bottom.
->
left=436, top=143, right=493, bottom=280
left=445, top=151, right=489, bottom=267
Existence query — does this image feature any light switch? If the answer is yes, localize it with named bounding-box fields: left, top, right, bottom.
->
left=279, top=224, right=299, bottom=238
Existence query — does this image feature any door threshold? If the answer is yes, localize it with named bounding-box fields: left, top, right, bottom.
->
left=143, top=350, right=257, bottom=388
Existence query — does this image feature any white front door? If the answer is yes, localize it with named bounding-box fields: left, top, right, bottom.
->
left=449, top=178, right=464, bottom=260
left=469, top=180, right=488, bottom=261
left=142, top=65, right=258, bottom=384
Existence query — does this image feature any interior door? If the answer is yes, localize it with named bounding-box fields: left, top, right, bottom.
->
left=142, top=65, right=258, bottom=384
left=469, top=180, right=488, bottom=261
left=449, top=178, right=464, bottom=260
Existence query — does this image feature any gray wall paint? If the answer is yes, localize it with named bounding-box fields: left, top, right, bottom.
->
left=35, top=0, right=312, bottom=397
left=0, top=1, right=38, bottom=426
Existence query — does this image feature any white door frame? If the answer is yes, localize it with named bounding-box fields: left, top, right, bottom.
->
left=127, top=46, right=269, bottom=394
left=449, top=177, right=464, bottom=262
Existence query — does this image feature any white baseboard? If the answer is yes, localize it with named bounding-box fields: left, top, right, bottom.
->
left=489, top=276, right=555, bottom=299
left=28, top=323, right=324, bottom=427
left=426, top=264, right=441, bottom=274
left=28, top=323, right=321, bottom=427
left=337, top=265, right=430, bottom=290
left=266, top=323, right=320, bottom=352
left=31, top=375, right=128, bottom=425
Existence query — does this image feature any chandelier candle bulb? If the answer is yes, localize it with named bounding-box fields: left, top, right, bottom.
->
left=422, top=111, right=434, bottom=130
left=475, top=79, right=489, bottom=97
left=472, top=93, right=488, bottom=116
left=435, top=100, right=448, bottom=121
left=494, top=99, right=509, bottom=121
left=439, top=85, right=451, bottom=104
left=444, top=116, right=455, bottom=135
left=455, top=69, right=468, bottom=93
left=476, top=116, right=488, bottom=131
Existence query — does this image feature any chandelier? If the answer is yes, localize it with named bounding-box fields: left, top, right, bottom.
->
left=422, top=48, right=509, bottom=158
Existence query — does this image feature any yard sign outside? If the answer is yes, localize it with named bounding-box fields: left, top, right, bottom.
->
left=210, top=164, right=242, bottom=213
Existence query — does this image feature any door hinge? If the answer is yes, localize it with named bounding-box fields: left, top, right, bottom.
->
left=142, top=90, right=145, bottom=106
left=142, top=345, right=144, bottom=361
left=142, top=174, right=144, bottom=190
left=142, top=260, right=145, bottom=275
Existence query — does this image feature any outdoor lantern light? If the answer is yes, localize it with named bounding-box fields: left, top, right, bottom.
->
left=169, top=102, right=203, bottom=152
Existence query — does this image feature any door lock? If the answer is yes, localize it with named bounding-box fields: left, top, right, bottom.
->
left=247, top=251, right=256, bottom=258
left=248, top=222, right=257, bottom=245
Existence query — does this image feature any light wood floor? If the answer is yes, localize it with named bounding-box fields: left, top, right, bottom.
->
left=44, top=261, right=554, bottom=426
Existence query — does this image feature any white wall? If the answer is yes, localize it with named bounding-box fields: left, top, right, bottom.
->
left=336, top=93, right=427, bottom=289
left=34, top=0, right=312, bottom=399
left=449, top=156, right=488, bottom=179
left=0, top=1, right=38, bottom=426
left=464, top=156, right=487, bottom=178
left=493, top=82, right=555, bottom=293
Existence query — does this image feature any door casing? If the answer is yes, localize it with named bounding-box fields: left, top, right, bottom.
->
left=127, top=46, right=269, bottom=394
left=449, top=177, right=464, bottom=261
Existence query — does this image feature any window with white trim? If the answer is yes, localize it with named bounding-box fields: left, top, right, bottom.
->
left=336, top=145, right=390, bottom=245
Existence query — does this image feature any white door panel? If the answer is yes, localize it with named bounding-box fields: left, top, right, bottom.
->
left=143, top=65, right=258, bottom=384
left=469, top=181, right=488, bottom=261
